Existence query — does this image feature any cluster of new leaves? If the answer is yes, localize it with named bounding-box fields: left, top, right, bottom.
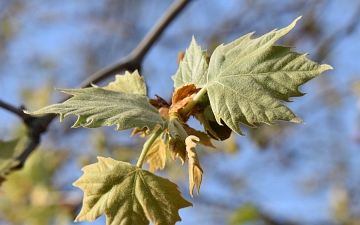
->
left=26, top=17, right=331, bottom=225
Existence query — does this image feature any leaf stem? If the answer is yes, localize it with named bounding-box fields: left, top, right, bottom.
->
left=136, top=127, right=164, bottom=168
left=180, top=86, right=208, bottom=118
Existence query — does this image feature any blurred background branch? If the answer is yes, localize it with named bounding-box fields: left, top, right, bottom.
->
left=0, top=0, right=191, bottom=171
left=77, top=0, right=190, bottom=88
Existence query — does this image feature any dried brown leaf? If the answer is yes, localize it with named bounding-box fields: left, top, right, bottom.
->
left=185, top=135, right=203, bottom=197
left=169, top=137, right=186, bottom=164
left=182, top=124, right=214, bottom=147
left=159, top=107, right=170, bottom=118
left=177, top=52, right=185, bottom=65
left=131, top=127, right=149, bottom=137
left=149, top=95, right=170, bottom=119
left=169, top=84, right=200, bottom=114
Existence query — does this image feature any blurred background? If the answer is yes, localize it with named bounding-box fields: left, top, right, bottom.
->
left=0, top=0, right=359, bottom=224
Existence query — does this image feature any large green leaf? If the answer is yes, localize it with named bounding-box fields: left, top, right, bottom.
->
left=26, top=87, right=164, bottom=132
left=172, top=37, right=208, bottom=89
left=73, top=157, right=192, bottom=225
left=205, top=17, right=332, bottom=135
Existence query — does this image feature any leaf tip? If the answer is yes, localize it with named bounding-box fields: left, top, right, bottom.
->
left=291, top=116, right=304, bottom=124
left=59, top=113, right=65, bottom=122
left=74, top=213, right=88, bottom=223
left=191, top=35, right=197, bottom=43
left=322, top=64, right=333, bottom=71
left=278, top=16, right=302, bottom=35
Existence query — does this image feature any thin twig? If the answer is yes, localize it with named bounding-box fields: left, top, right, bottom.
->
left=0, top=100, right=28, bottom=120
left=314, top=2, right=360, bottom=61
left=78, top=0, right=191, bottom=88
left=1, top=0, right=191, bottom=170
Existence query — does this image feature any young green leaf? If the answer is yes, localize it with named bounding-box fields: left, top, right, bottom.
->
left=103, top=70, right=147, bottom=95
left=26, top=87, right=164, bottom=132
left=172, top=37, right=208, bottom=89
left=205, top=16, right=332, bottom=135
left=185, top=135, right=203, bottom=197
left=146, top=137, right=167, bottom=172
left=73, top=157, right=192, bottom=225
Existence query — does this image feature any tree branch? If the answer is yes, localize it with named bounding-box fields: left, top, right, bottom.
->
left=0, top=100, right=28, bottom=120
left=1, top=0, right=191, bottom=170
left=78, top=0, right=191, bottom=88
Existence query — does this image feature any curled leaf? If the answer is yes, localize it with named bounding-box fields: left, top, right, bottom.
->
left=182, top=124, right=214, bottom=147
left=131, top=127, right=149, bottom=137
left=185, top=135, right=203, bottom=197
left=169, top=84, right=200, bottom=116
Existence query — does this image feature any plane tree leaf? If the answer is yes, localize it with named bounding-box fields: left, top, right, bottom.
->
left=172, top=37, right=208, bottom=89
left=103, top=70, right=147, bottom=95
left=73, top=157, right=192, bottom=225
left=25, top=87, right=164, bottom=132
left=205, top=16, right=332, bottom=135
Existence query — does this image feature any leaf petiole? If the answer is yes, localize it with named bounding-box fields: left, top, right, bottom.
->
left=136, top=127, right=165, bottom=168
left=180, top=86, right=207, bottom=118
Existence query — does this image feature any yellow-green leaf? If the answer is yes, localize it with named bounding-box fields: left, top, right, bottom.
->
left=172, top=37, right=208, bottom=89
left=103, top=70, right=146, bottom=95
left=146, top=137, right=167, bottom=172
left=205, top=16, right=332, bottom=135
left=73, top=157, right=192, bottom=225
